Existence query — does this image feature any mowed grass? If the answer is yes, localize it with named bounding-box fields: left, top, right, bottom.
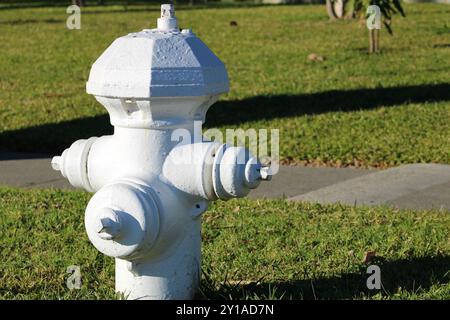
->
left=0, top=4, right=449, bottom=167
left=0, top=187, right=449, bottom=300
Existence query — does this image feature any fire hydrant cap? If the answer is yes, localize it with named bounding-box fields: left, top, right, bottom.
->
left=85, top=181, right=160, bottom=260
left=86, top=5, right=229, bottom=99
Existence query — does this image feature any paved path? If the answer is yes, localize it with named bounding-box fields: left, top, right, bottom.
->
left=1, top=151, right=449, bottom=211
left=289, top=164, right=450, bottom=211
left=0, top=151, right=69, bottom=189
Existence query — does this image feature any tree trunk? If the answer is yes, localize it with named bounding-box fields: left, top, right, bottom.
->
left=369, top=29, right=375, bottom=54
left=326, top=0, right=346, bottom=20
left=374, top=29, right=380, bottom=53
left=334, top=0, right=345, bottom=19
left=72, top=0, right=85, bottom=7
left=326, top=0, right=338, bottom=20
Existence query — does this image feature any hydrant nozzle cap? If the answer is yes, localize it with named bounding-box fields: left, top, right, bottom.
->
left=85, top=181, right=160, bottom=260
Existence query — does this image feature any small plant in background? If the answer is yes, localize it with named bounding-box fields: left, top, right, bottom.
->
left=326, top=0, right=405, bottom=34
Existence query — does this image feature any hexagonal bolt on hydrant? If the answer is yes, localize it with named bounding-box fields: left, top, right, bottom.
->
left=52, top=4, right=272, bottom=300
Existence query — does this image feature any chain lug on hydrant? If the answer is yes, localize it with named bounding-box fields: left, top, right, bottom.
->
left=51, top=4, right=271, bottom=300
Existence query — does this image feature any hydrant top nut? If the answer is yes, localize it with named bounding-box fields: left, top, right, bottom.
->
left=96, top=208, right=122, bottom=240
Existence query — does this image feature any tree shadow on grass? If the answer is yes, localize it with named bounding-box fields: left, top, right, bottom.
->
left=0, top=83, right=449, bottom=156
left=206, top=83, right=450, bottom=127
left=0, top=18, right=63, bottom=25
left=203, top=255, right=450, bottom=299
left=0, top=115, right=113, bottom=159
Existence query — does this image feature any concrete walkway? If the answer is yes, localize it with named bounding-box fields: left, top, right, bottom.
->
left=289, top=164, right=450, bottom=211
left=1, top=151, right=449, bottom=211
left=0, top=151, right=69, bottom=189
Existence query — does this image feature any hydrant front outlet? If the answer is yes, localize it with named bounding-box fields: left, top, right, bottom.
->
left=52, top=4, right=271, bottom=300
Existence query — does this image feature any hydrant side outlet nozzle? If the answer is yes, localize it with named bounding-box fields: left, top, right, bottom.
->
left=51, top=4, right=271, bottom=300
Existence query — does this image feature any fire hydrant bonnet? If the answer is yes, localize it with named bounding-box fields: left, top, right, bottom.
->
left=86, top=27, right=229, bottom=98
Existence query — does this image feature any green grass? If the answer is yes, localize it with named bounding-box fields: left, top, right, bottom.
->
left=0, top=187, right=449, bottom=299
left=0, top=4, right=449, bottom=167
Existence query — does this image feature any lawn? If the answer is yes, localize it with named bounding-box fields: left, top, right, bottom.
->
left=0, top=3, right=449, bottom=167
left=0, top=187, right=448, bottom=299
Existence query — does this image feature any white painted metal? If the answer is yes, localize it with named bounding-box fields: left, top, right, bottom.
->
left=51, top=4, right=270, bottom=300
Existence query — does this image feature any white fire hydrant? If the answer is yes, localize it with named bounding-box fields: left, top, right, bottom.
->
left=51, top=4, right=270, bottom=300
